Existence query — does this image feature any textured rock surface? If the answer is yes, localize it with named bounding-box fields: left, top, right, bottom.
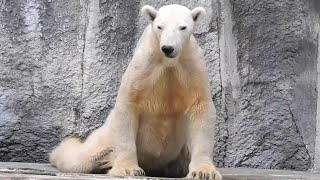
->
left=224, top=0, right=319, bottom=171
left=0, top=0, right=319, bottom=173
left=0, top=0, right=85, bottom=162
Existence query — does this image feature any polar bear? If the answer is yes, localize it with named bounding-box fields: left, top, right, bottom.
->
left=49, top=4, right=222, bottom=180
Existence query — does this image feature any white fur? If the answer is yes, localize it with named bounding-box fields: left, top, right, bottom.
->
left=147, top=4, right=205, bottom=58
left=191, top=7, right=206, bottom=22
left=141, top=5, right=157, bottom=21
left=49, top=4, right=221, bottom=180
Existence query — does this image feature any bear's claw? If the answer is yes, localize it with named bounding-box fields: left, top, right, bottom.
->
left=109, top=165, right=145, bottom=177
left=187, top=164, right=222, bottom=180
left=125, top=169, right=145, bottom=176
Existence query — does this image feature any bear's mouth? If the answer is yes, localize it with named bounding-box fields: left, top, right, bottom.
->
left=165, top=54, right=176, bottom=58
left=163, top=51, right=178, bottom=58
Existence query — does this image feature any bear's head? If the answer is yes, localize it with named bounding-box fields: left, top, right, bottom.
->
left=142, top=4, right=206, bottom=58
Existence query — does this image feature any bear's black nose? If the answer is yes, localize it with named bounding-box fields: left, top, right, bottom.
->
left=161, top=46, right=174, bottom=55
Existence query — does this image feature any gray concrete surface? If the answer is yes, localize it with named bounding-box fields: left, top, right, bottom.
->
left=1, top=162, right=320, bottom=180
left=0, top=0, right=320, bottom=174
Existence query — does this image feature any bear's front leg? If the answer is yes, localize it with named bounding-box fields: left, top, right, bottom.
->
left=107, top=104, right=145, bottom=177
left=186, top=101, right=222, bottom=180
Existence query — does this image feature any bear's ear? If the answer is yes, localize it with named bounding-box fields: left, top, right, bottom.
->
left=141, top=5, right=158, bottom=21
left=191, top=7, right=206, bottom=22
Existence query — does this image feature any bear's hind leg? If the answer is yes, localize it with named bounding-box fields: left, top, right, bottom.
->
left=49, top=111, right=117, bottom=173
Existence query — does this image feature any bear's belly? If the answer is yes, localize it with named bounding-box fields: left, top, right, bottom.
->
left=136, top=113, right=186, bottom=171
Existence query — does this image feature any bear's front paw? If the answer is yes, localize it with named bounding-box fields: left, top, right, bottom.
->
left=187, top=163, right=222, bottom=180
left=108, top=165, right=145, bottom=177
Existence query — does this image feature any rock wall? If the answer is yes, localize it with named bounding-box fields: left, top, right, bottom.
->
left=224, top=0, right=320, bottom=171
left=0, top=0, right=319, bottom=172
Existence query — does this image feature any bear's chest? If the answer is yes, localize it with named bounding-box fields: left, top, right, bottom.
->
left=133, top=67, right=194, bottom=116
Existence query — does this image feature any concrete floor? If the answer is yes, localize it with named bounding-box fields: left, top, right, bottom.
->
left=0, top=162, right=319, bottom=180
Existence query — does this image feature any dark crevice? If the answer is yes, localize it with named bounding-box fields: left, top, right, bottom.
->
left=288, top=106, right=312, bottom=168
left=78, top=1, right=90, bottom=133
left=317, top=32, right=320, bottom=70
left=316, top=32, right=320, bottom=172
left=216, top=0, right=230, bottom=167
left=275, top=148, right=299, bottom=167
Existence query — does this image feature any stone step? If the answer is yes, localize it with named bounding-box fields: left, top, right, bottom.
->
left=0, top=162, right=319, bottom=180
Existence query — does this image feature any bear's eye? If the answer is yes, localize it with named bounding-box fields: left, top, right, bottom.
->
left=180, top=26, right=187, bottom=30
left=157, top=26, right=162, bottom=30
